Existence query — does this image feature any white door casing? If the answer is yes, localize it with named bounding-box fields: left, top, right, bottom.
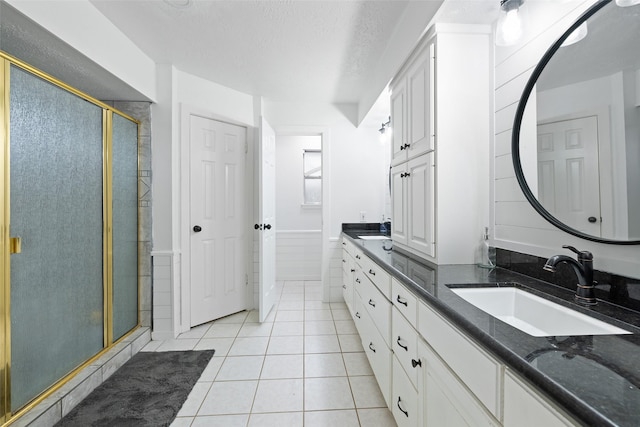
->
left=189, top=115, right=247, bottom=327
left=537, top=116, right=601, bottom=236
left=258, top=117, right=277, bottom=322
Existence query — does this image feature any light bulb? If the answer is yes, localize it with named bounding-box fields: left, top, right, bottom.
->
left=496, top=7, right=523, bottom=46
left=616, top=0, right=640, bottom=6
left=561, top=22, right=588, bottom=47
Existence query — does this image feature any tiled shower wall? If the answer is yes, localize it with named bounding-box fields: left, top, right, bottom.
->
left=108, top=101, right=152, bottom=328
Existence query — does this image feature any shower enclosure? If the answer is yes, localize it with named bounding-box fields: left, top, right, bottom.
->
left=0, top=53, right=140, bottom=422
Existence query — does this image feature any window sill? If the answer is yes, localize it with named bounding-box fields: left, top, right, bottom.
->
left=301, top=204, right=322, bottom=210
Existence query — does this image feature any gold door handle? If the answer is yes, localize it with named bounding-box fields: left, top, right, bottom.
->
left=10, top=237, right=21, bottom=254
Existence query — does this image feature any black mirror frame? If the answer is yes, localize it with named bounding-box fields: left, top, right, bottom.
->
left=511, top=0, right=640, bottom=245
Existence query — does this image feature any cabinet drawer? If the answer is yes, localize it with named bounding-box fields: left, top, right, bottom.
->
left=354, top=269, right=366, bottom=297
left=392, top=355, right=419, bottom=427
left=360, top=275, right=391, bottom=346
left=418, top=301, right=501, bottom=417
left=353, top=294, right=364, bottom=335
left=360, top=309, right=392, bottom=407
left=392, top=307, right=420, bottom=390
left=392, top=278, right=417, bottom=327
left=342, top=249, right=352, bottom=274
left=353, top=248, right=364, bottom=266
left=342, top=279, right=353, bottom=315
left=342, top=238, right=354, bottom=256
left=361, top=255, right=391, bottom=299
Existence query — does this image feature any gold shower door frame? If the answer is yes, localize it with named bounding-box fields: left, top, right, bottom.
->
left=0, top=52, right=141, bottom=424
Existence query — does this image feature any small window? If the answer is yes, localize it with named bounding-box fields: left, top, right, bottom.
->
left=303, top=149, right=321, bottom=205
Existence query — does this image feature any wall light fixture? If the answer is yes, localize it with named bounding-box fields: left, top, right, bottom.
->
left=379, top=116, right=391, bottom=134
left=496, top=0, right=525, bottom=47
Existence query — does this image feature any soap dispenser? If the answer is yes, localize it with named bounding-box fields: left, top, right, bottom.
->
left=478, top=227, right=495, bottom=269
left=379, top=214, right=387, bottom=234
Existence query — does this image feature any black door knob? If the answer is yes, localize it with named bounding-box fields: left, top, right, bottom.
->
left=193, top=225, right=202, bottom=232
left=588, top=216, right=597, bottom=223
left=264, top=224, right=272, bottom=230
left=254, top=224, right=262, bottom=230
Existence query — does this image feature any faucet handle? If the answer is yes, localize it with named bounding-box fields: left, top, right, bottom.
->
left=562, top=245, right=580, bottom=254
left=562, top=245, right=593, bottom=260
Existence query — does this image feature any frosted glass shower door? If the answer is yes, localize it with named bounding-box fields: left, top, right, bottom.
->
left=111, top=113, right=139, bottom=341
left=9, top=66, right=104, bottom=411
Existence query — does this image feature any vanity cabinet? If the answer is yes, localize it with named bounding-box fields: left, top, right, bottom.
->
left=342, top=238, right=393, bottom=406
left=342, top=238, right=583, bottom=427
left=390, top=24, right=491, bottom=264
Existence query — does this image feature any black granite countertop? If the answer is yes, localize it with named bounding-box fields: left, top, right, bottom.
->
left=342, top=228, right=640, bottom=427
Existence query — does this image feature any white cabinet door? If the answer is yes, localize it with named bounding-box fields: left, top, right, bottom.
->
left=342, top=249, right=355, bottom=315
left=360, top=308, right=392, bottom=407
left=391, top=163, right=408, bottom=245
left=504, top=370, right=579, bottom=427
left=418, top=301, right=501, bottom=418
left=418, top=339, right=498, bottom=427
left=407, top=47, right=433, bottom=159
left=407, top=153, right=435, bottom=257
left=392, top=307, right=421, bottom=390
left=392, top=355, right=419, bottom=427
left=391, top=78, right=407, bottom=166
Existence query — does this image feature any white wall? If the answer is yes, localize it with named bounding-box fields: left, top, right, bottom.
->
left=275, top=134, right=322, bottom=280
left=7, top=0, right=157, bottom=101
left=276, top=135, right=322, bottom=230
left=266, top=101, right=390, bottom=237
left=493, top=0, right=640, bottom=278
left=265, top=101, right=390, bottom=300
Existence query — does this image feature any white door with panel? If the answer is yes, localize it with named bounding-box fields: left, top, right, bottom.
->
left=391, top=163, right=408, bottom=245
left=537, top=116, right=601, bottom=236
left=190, top=115, right=247, bottom=326
left=258, top=117, right=277, bottom=322
left=407, top=153, right=435, bottom=257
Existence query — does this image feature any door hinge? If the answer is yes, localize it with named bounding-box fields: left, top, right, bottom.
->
left=245, top=273, right=249, bottom=286
left=245, top=140, right=248, bottom=154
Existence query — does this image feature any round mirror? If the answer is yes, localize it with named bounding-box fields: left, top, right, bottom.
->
left=512, top=0, right=640, bottom=244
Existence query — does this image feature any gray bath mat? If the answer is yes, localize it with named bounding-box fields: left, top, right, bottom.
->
left=55, top=349, right=214, bottom=427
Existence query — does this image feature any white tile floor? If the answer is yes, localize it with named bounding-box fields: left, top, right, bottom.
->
left=143, top=280, right=397, bottom=427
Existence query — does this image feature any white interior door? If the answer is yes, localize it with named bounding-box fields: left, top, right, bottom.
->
left=258, top=117, right=277, bottom=322
left=190, top=115, right=247, bottom=326
left=537, top=116, right=601, bottom=236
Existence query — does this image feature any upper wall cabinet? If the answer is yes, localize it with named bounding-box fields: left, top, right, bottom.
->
left=390, top=24, right=491, bottom=264
left=391, top=44, right=434, bottom=166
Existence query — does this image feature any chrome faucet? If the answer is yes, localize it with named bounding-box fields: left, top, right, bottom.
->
left=543, top=245, right=596, bottom=305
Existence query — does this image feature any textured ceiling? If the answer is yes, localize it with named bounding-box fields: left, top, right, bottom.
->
left=0, top=0, right=506, bottom=111
left=89, top=0, right=412, bottom=104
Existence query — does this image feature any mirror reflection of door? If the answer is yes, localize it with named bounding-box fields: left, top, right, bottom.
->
left=536, top=116, right=601, bottom=236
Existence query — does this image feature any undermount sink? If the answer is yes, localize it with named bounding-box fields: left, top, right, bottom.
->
left=357, top=235, right=391, bottom=240
left=449, top=286, right=631, bottom=337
